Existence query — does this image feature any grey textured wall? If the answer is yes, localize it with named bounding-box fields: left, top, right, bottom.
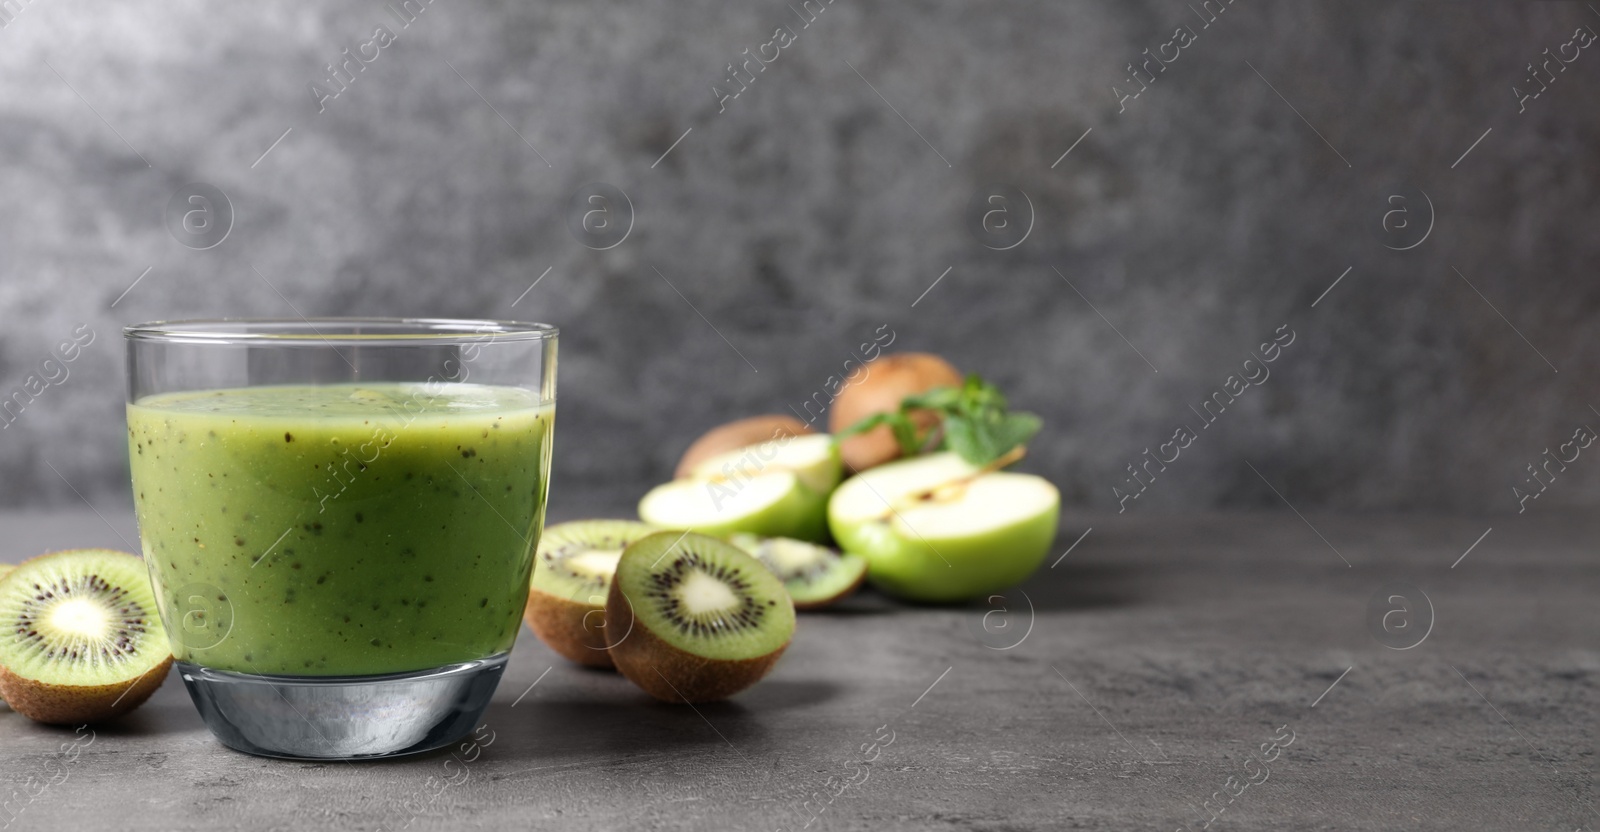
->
left=1, top=0, right=1597, bottom=514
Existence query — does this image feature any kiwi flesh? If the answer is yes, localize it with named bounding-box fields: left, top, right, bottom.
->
left=606, top=532, right=795, bottom=703
left=728, top=534, right=867, bottom=610
left=0, top=549, right=173, bottom=725
left=524, top=520, right=659, bottom=668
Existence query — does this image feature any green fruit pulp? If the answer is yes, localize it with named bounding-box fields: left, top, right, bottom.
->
left=128, top=383, right=552, bottom=676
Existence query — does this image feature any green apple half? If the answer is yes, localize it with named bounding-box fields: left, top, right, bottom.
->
left=639, top=434, right=841, bottom=542
left=828, top=452, right=1059, bottom=602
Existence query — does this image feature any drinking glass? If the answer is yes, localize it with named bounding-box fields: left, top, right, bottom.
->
left=125, top=318, right=556, bottom=759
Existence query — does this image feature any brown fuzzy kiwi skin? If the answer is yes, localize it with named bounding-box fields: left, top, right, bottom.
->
left=0, top=657, right=172, bottom=725
left=829, top=353, right=962, bottom=473
left=674, top=415, right=813, bottom=480
left=523, top=588, right=614, bottom=669
left=604, top=582, right=790, bottom=703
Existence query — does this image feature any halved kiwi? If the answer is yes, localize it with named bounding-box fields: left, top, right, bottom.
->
left=606, top=532, right=795, bottom=703
left=0, top=549, right=173, bottom=725
left=728, top=534, right=867, bottom=610
left=524, top=520, right=659, bottom=668
left=0, top=564, right=10, bottom=707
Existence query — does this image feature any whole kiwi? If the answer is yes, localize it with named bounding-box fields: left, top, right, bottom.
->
left=829, top=353, right=961, bottom=473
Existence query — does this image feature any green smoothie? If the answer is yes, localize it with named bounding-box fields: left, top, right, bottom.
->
left=127, top=382, right=553, bottom=677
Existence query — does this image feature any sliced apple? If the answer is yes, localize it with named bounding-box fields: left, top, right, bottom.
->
left=828, top=452, right=1059, bottom=602
left=640, top=435, right=840, bottom=542
left=687, top=433, right=842, bottom=495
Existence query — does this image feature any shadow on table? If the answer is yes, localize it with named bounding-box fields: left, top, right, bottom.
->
left=731, top=677, right=840, bottom=711
left=452, top=692, right=777, bottom=766
left=3, top=699, right=206, bottom=742
left=92, top=699, right=210, bottom=738
left=21, top=669, right=210, bottom=740
left=802, top=589, right=900, bottom=616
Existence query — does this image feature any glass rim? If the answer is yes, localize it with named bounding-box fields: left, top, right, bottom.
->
left=123, top=317, right=558, bottom=346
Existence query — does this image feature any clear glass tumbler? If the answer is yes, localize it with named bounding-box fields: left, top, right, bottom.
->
left=124, top=318, right=556, bottom=760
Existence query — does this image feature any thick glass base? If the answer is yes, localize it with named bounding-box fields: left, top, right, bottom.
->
left=177, top=654, right=507, bottom=760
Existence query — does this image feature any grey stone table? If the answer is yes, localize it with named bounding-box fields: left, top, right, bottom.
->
left=1, top=507, right=1594, bottom=831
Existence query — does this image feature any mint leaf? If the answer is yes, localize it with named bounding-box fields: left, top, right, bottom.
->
left=899, top=386, right=963, bottom=411
left=887, top=414, right=924, bottom=455
left=833, top=411, right=924, bottom=456
left=834, top=373, right=1040, bottom=466
left=941, top=416, right=989, bottom=464
left=986, top=412, right=1041, bottom=460
left=834, top=411, right=904, bottom=441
